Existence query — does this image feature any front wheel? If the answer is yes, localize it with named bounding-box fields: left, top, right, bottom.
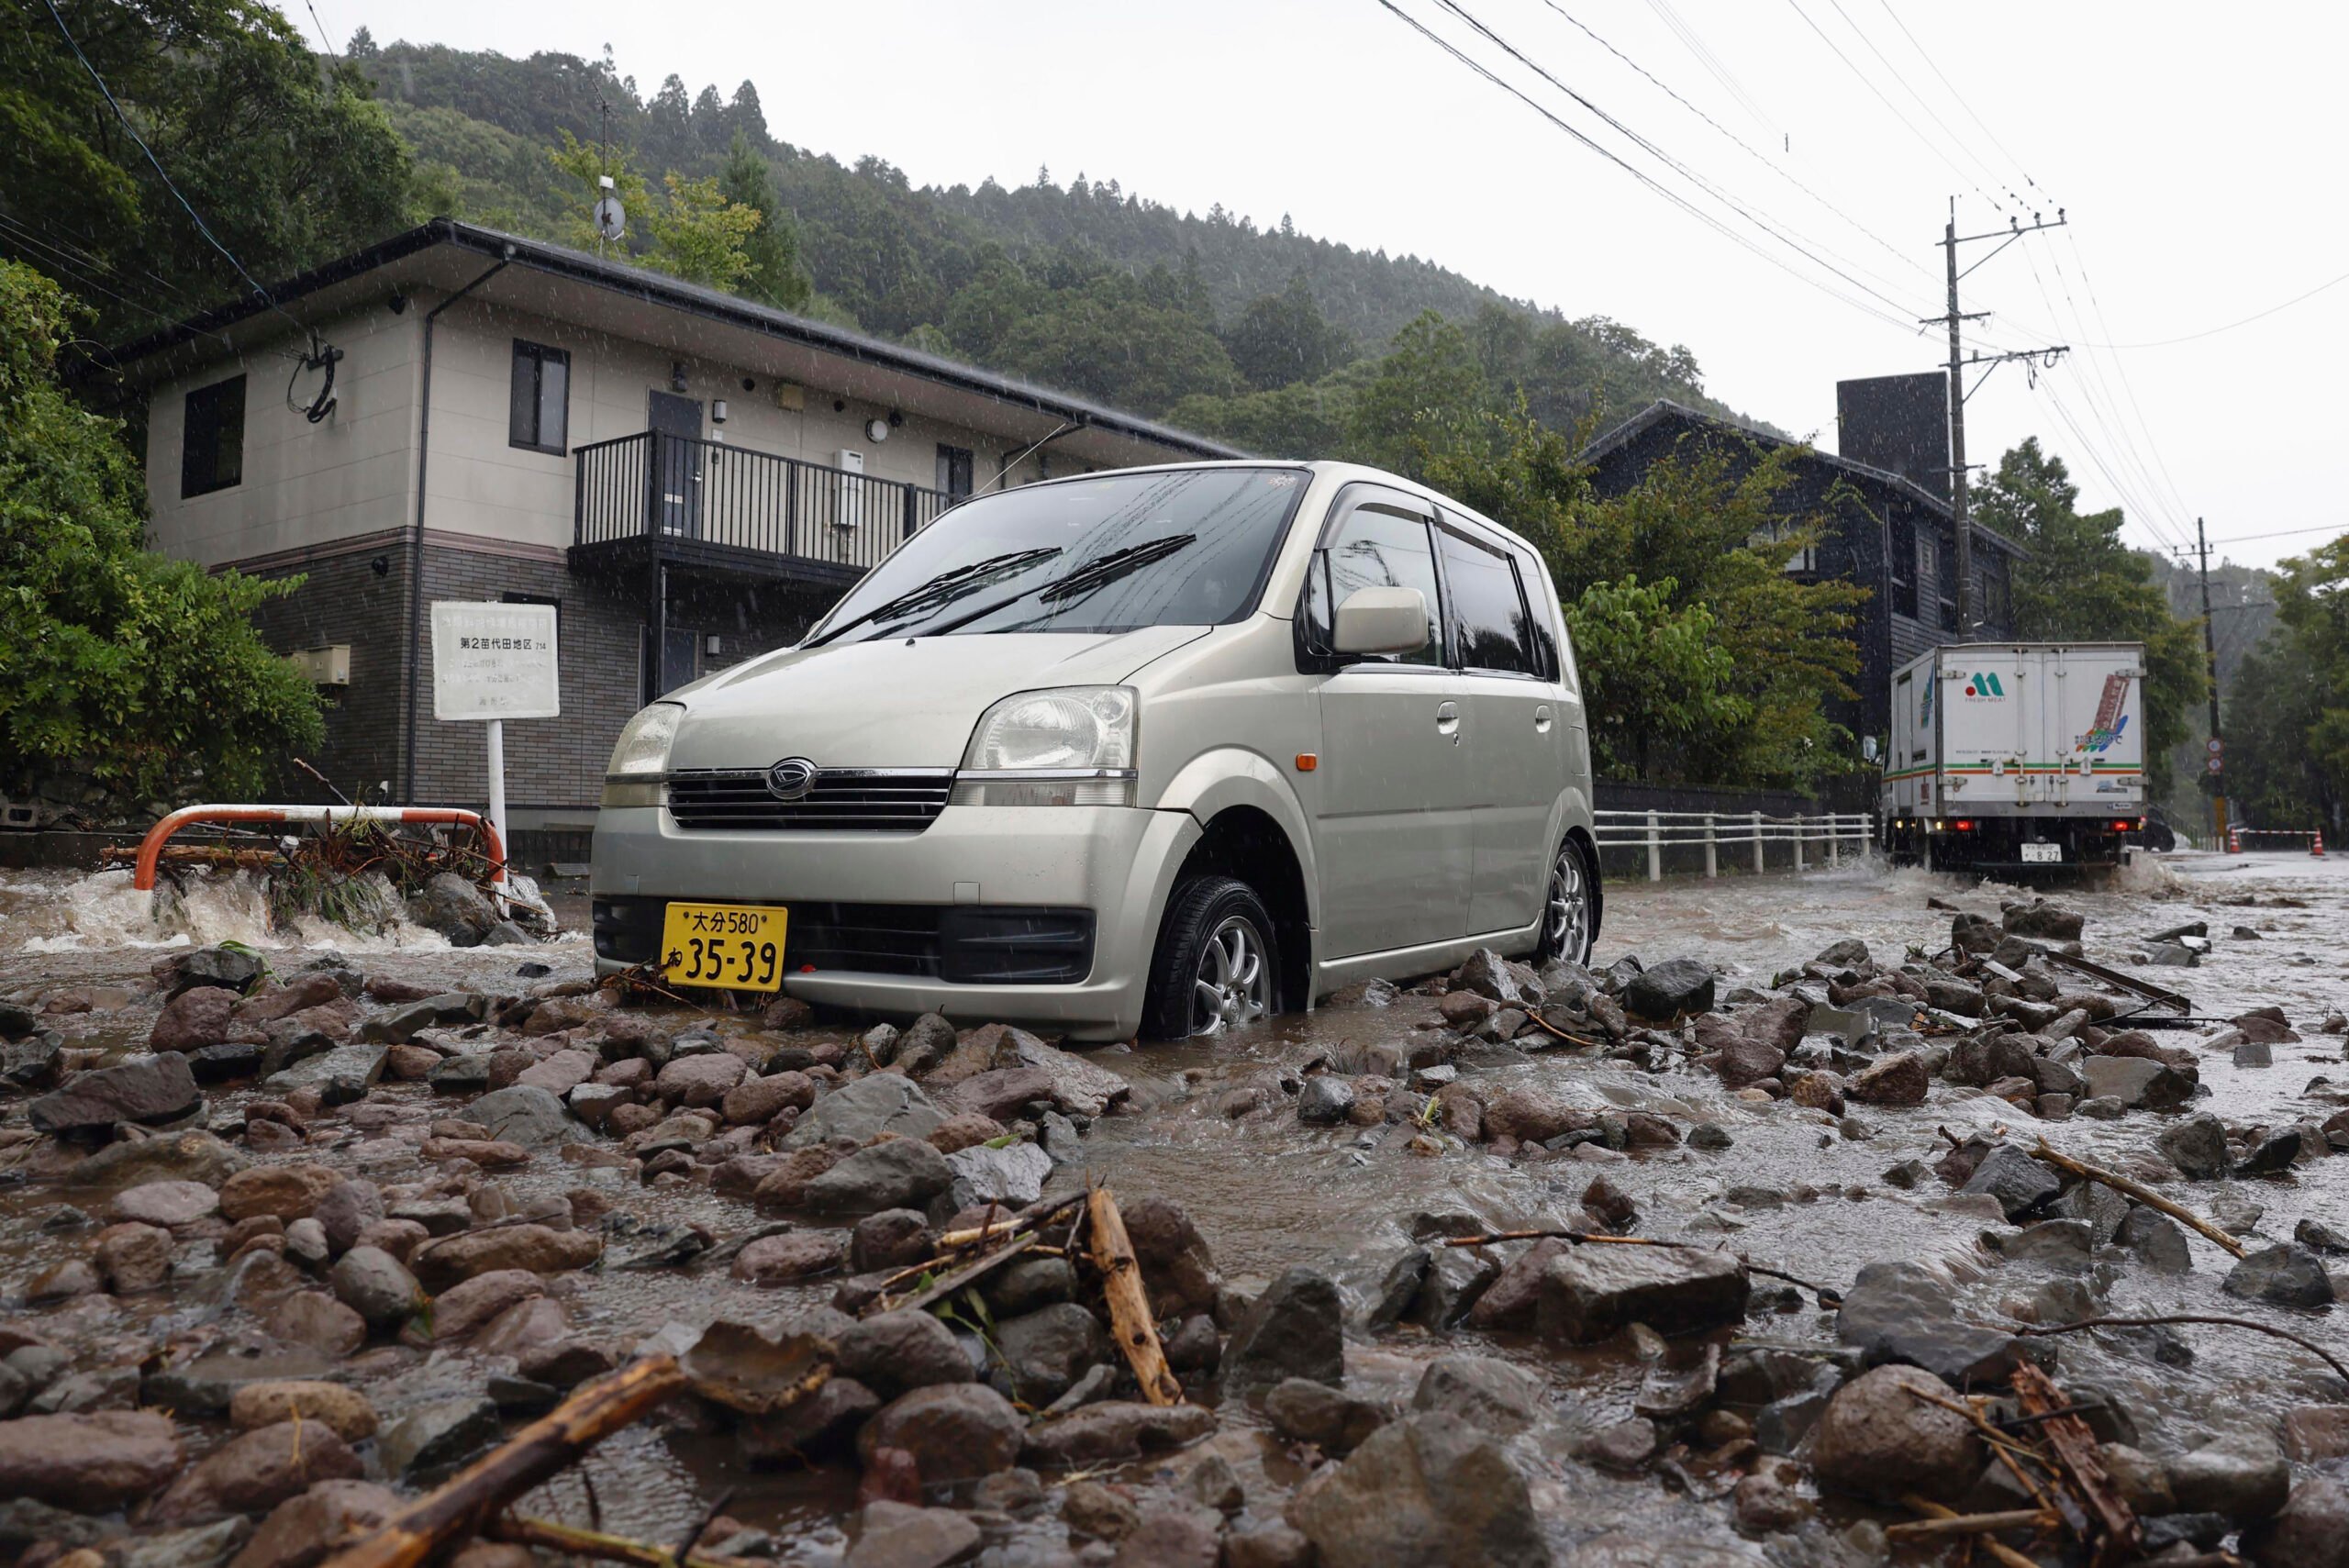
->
left=1535, top=837, right=1597, bottom=966
left=1141, top=874, right=1279, bottom=1040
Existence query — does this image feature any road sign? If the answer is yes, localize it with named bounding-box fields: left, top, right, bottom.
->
left=2207, top=756, right=2224, bottom=773
left=2207, top=738, right=2223, bottom=755
left=431, top=602, right=559, bottom=721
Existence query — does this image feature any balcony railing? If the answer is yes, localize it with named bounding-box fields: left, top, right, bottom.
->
left=574, top=431, right=956, bottom=576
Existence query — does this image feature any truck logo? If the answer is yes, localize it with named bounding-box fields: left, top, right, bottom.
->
left=2076, top=671, right=2130, bottom=754
left=1962, top=673, right=2005, bottom=698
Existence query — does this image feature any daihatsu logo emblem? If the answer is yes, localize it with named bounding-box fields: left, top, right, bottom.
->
left=765, top=757, right=818, bottom=801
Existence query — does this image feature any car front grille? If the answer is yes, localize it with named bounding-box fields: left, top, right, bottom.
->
left=665, top=767, right=954, bottom=833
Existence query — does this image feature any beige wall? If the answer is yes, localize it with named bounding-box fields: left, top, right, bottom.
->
left=144, top=305, right=420, bottom=568
left=144, top=289, right=1105, bottom=569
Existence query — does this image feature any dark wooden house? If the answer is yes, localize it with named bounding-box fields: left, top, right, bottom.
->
left=1576, top=398, right=2023, bottom=747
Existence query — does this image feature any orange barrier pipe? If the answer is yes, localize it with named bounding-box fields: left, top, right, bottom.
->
left=132, top=805, right=506, bottom=892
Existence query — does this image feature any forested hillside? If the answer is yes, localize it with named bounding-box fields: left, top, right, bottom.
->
left=353, top=35, right=1740, bottom=445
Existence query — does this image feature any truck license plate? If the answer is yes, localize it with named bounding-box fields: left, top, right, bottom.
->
left=2021, top=843, right=2063, bottom=863
left=660, top=902, right=788, bottom=991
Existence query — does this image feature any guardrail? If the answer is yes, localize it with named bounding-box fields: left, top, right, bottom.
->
left=1590, top=808, right=1876, bottom=882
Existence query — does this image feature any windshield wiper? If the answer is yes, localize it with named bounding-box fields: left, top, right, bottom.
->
left=915, top=535, right=1202, bottom=639
left=804, top=546, right=1063, bottom=647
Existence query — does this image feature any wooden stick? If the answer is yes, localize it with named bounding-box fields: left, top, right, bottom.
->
left=1086, top=1184, right=1182, bottom=1407
left=488, top=1517, right=762, bottom=1568
left=2014, top=1315, right=2349, bottom=1389
left=1884, top=1509, right=2055, bottom=1541
left=1899, top=1496, right=2042, bottom=1568
left=870, top=1233, right=1041, bottom=1318
left=2031, top=1140, right=2246, bottom=1259
left=323, top=1356, right=685, bottom=1568
left=2013, top=1362, right=2140, bottom=1564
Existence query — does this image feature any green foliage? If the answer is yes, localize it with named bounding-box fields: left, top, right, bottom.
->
left=642, top=172, right=761, bottom=290
left=1420, top=410, right=1867, bottom=788
left=2225, top=536, right=2349, bottom=829
left=1224, top=272, right=1355, bottom=391
left=0, top=262, right=322, bottom=806
left=548, top=129, right=650, bottom=250
left=1973, top=439, right=2208, bottom=792
left=718, top=132, right=812, bottom=311
left=1, top=0, right=411, bottom=345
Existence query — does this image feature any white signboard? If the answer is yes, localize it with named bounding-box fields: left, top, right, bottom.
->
left=431, top=602, right=560, bottom=721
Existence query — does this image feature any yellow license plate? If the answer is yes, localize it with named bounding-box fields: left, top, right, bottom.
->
left=660, top=902, right=788, bottom=992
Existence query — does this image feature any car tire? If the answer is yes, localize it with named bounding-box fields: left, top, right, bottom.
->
left=1141, top=873, right=1280, bottom=1040
left=1534, top=835, right=1598, bottom=967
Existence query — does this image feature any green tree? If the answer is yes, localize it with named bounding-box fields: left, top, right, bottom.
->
left=2224, top=536, right=2348, bottom=832
left=1422, top=410, right=1868, bottom=788
left=1, top=0, right=410, bottom=345
left=1973, top=438, right=2208, bottom=792
left=1223, top=272, right=1355, bottom=391
left=548, top=129, right=649, bottom=250
left=1562, top=576, right=1745, bottom=779
left=1346, top=312, right=1488, bottom=474
left=717, top=131, right=812, bottom=310
left=0, top=261, right=321, bottom=806
left=643, top=171, right=762, bottom=290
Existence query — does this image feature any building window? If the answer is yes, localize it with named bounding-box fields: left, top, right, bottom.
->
left=1888, top=513, right=1918, bottom=619
left=181, top=374, right=247, bottom=497
left=509, top=340, right=570, bottom=454
left=936, top=444, right=974, bottom=500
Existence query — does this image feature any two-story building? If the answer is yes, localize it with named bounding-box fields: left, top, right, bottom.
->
left=1575, top=386, right=2023, bottom=748
left=93, top=219, right=1240, bottom=847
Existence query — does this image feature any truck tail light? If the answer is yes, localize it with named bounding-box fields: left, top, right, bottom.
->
left=1953, top=819, right=1975, bottom=832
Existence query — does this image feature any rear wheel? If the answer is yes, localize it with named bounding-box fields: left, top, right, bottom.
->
left=1535, top=837, right=1596, bottom=966
left=1141, top=874, right=1279, bottom=1040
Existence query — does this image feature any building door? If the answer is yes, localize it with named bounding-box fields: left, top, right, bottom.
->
left=648, top=391, right=703, bottom=539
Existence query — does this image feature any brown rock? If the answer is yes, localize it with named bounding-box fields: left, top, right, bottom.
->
left=264, top=1292, right=368, bottom=1357
left=220, top=1164, right=343, bottom=1224
left=731, top=1231, right=844, bottom=1284
left=94, top=1221, right=174, bottom=1293
left=236, top=974, right=345, bottom=1026
left=419, top=1138, right=529, bottom=1169
left=151, top=987, right=238, bottom=1053
left=1464, top=1238, right=1571, bottom=1330
left=230, top=1480, right=400, bottom=1568
left=855, top=1384, right=1025, bottom=1484
left=654, top=1052, right=746, bottom=1107
left=228, top=1383, right=379, bottom=1442
left=411, top=1225, right=602, bottom=1292
left=751, top=1145, right=844, bottom=1209
left=925, top=1113, right=1007, bottom=1155
left=1847, top=1051, right=1930, bottom=1106
left=1122, top=1197, right=1220, bottom=1318
left=1809, top=1364, right=1981, bottom=1505
left=0, top=1410, right=184, bottom=1511
left=152, top=1419, right=363, bottom=1523
left=722, top=1071, right=816, bottom=1126
left=1480, top=1088, right=1595, bottom=1145
left=430, top=1270, right=548, bottom=1341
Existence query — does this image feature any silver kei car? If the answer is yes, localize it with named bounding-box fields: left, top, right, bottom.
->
left=590, top=461, right=1600, bottom=1040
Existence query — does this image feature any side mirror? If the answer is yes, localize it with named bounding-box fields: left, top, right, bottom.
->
left=1331, top=585, right=1431, bottom=655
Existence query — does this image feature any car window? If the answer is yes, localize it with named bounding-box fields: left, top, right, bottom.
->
left=1306, top=503, right=1444, bottom=667
left=1437, top=526, right=1542, bottom=677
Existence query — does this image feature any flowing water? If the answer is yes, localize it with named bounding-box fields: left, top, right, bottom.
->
left=2, top=849, right=2343, bottom=1563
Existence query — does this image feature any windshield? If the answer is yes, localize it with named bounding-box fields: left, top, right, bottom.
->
left=808, top=466, right=1309, bottom=646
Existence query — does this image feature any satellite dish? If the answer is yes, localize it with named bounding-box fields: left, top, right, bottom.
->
left=594, top=195, right=626, bottom=242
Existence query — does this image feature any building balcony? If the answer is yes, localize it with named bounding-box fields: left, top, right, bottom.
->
left=572, top=430, right=956, bottom=586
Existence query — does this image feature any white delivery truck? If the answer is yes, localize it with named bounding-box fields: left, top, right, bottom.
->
left=1881, top=642, right=2148, bottom=873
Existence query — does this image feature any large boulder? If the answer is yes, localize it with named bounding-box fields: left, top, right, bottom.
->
left=1810, top=1364, right=1981, bottom=1504
left=990, top=1304, right=1111, bottom=1406
left=1535, top=1246, right=1748, bottom=1344
left=1219, top=1267, right=1343, bottom=1396
left=220, top=1163, right=344, bottom=1224
left=1847, top=1051, right=1930, bottom=1106
left=2223, top=1246, right=2335, bottom=1309
left=28, top=1052, right=199, bottom=1132
left=230, top=1480, right=400, bottom=1568
left=2244, top=1478, right=2349, bottom=1568
left=1837, top=1260, right=2023, bottom=1386
left=1123, top=1197, right=1220, bottom=1318
left=1960, top=1147, right=2062, bottom=1221
left=1622, top=958, right=1715, bottom=1021
left=855, top=1383, right=1025, bottom=1485
left=802, top=1140, right=953, bottom=1218
left=1291, top=1412, right=1551, bottom=1568
left=1408, top=1355, right=1543, bottom=1436
left=465, top=1085, right=577, bottom=1148
left=151, top=988, right=239, bottom=1053
left=151, top=1419, right=363, bottom=1523
left=406, top=873, right=499, bottom=946
left=0, top=1410, right=184, bottom=1511
left=2169, top=1429, right=2291, bottom=1520
left=783, top=1074, right=943, bottom=1149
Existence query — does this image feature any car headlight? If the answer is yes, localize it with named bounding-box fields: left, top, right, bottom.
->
left=952, top=686, right=1136, bottom=806
left=602, top=703, right=682, bottom=807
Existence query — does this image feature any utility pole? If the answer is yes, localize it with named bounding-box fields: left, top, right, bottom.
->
left=1929, top=199, right=2069, bottom=634
left=2194, top=516, right=2228, bottom=844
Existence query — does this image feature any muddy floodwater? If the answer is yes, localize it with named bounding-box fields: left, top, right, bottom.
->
left=2, top=849, right=2343, bottom=1566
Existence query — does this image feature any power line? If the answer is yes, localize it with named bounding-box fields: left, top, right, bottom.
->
left=1870, top=0, right=2049, bottom=205
left=1388, top=0, right=1932, bottom=330
left=2065, top=265, right=2349, bottom=350
left=1781, top=0, right=2007, bottom=213
left=1642, top=0, right=1778, bottom=138
left=2055, top=230, right=2197, bottom=533
left=2199, top=523, right=2344, bottom=547
left=301, top=0, right=340, bottom=61
left=1536, top=0, right=1933, bottom=284
left=1821, top=0, right=2026, bottom=210
left=39, top=0, right=306, bottom=338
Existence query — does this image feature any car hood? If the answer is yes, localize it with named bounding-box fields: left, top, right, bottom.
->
left=663, top=627, right=1207, bottom=770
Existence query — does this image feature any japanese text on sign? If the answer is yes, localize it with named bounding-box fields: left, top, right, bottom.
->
left=430, top=602, right=560, bottom=721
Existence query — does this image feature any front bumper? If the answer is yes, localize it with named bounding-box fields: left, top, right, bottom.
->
left=588, top=804, right=1200, bottom=1040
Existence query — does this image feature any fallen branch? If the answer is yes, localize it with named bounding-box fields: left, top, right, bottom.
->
left=869, top=1233, right=1041, bottom=1318
left=2030, top=1141, right=2247, bottom=1259
left=1898, top=1496, right=2042, bottom=1568
left=2014, top=1315, right=2349, bottom=1389
left=487, top=1517, right=762, bottom=1568
left=323, top=1356, right=685, bottom=1568
left=1884, top=1508, right=2056, bottom=1542
left=2013, top=1362, right=2140, bottom=1563
left=1087, top=1184, right=1183, bottom=1407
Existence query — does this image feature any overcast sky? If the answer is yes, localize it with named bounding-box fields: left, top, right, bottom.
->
left=304, top=0, right=2345, bottom=570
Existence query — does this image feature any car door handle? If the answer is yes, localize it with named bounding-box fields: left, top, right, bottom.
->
left=1534, top=705, right=1553, bottom=733
left=1436, top=700, right=1460, bottom=742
